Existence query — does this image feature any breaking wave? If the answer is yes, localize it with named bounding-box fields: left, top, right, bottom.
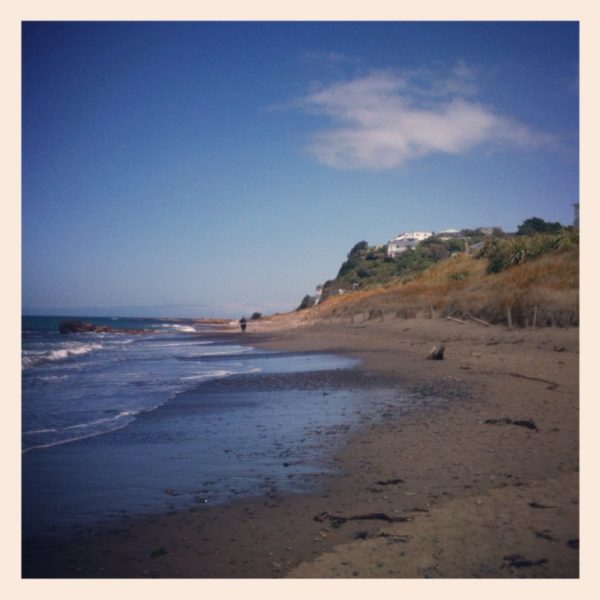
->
left=22, top=343, right=103, bottom=369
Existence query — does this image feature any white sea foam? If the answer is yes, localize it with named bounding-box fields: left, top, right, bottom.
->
left=150, top=340, right=213, bottom=348
left=157, top=323, right=197, bottom=333
left=63, top=410, right=138, bottom=431
left=22, top=343, right=103, bottom=369
left=37, top=374, right=69, bottom=382
left=171, top=325, right=197, bottom=333
left=181, top=370, right=233, bottom=381
left=22, top=410, right=142, bottom=453
left=181, top=366, right=261, bottom=381
left=191, top=347, right=252, bottom=357
left=22, top=422, right=133, bottom=454
left=23, top=428, right=58, bottom=435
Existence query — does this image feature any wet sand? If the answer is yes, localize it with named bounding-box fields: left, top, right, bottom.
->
left=22, top=317, right=579, bottom=578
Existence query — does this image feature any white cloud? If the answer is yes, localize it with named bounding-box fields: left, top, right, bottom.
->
left=298, top=66, right=552, bottom=170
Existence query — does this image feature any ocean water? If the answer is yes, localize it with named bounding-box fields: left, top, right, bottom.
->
left=22, top=316, right=397, bottom=539
left=22, top=316, right=260, bottom=453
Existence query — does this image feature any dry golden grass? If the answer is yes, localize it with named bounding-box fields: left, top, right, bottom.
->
left=309, top=249, right=578, bottom=327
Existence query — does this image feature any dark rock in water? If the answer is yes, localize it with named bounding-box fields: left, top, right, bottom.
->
left=58, top=319, right=146, bottom=335
left=59, top=320, right=97, bottom=334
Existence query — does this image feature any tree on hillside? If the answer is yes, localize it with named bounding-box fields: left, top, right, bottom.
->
left=517, top=217, right=564, bottom=236
left=337, top=241, right=370, bottom=278
left=297, top=295, right=315, bottom=310
left=348, top=240, right=369, bottom=258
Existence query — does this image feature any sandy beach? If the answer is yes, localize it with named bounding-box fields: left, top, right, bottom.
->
left=22, top=316, right=579, bottom=578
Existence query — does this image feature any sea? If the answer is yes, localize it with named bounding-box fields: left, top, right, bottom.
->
left=22, top=315, right=401, bottom=539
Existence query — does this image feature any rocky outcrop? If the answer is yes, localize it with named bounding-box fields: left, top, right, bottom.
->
left=58, top=320, right=146, bottom=335
left=59, top=320, right=102, bottom=334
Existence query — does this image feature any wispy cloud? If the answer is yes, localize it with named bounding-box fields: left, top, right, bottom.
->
left=295, top=64, right=553, bottom=170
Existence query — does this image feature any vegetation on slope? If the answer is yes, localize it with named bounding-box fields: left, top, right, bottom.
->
left=321, top=233, right=481, bottom=297
left=303, top=220, right=579, bottom=328
left=476, top=230, right=579, bottom=273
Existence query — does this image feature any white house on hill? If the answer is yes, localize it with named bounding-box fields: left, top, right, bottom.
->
left=387, top=231, right=433, bottom=258
left=437, top=228, right=461, bottom=240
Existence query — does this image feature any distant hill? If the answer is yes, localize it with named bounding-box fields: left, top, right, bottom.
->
left=302, top=225, right=578, bottom=328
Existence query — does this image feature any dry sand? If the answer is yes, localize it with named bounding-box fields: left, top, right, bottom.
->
left=23, top=316, right=579, bottom=578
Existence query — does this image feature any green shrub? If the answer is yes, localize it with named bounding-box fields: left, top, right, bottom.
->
left=477, top=231, right=579, bottom=274
left=517, top=217, right=564, bottom=236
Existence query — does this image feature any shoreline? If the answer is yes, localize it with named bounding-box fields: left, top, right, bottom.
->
left=251, top=318, right=579, bottom=577
left=22, top=317, right=579, bottom=578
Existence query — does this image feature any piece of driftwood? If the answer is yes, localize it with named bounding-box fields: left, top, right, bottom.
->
left=529, top=501, right=556, bottom=509
left=446, top=316, right=465, bottom=324
left=484, top=418, right=512, bottom=426
left=506, top=372, right=559, bottom=390
left=313, top=511, right=411, bottom=527
left=534, top=531, right=556, bottom=541
left=503, top=554, right=548, bottom=569
left=469, top=315, right=491, bottom=327
left=427, top=345, right=445, bottom=360
left=484, top=418, right=538, bottom=431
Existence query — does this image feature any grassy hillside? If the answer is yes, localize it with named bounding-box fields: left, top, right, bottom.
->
left=311, top=234, right=579, bottom=328
left=322, top=236, right=474, bottom=296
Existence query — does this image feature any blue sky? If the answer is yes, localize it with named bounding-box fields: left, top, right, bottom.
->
left=22, top=21, right=579, bottom=317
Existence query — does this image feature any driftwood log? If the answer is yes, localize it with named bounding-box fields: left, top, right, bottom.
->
left=469, top=315, right=491, bottom=327
left=313, top=512, right=411, bottom=526
left=446, top=316, right=465, bottom=324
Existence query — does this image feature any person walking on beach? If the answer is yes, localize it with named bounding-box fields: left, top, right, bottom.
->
left=239, top=316, right=247, bottom=333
